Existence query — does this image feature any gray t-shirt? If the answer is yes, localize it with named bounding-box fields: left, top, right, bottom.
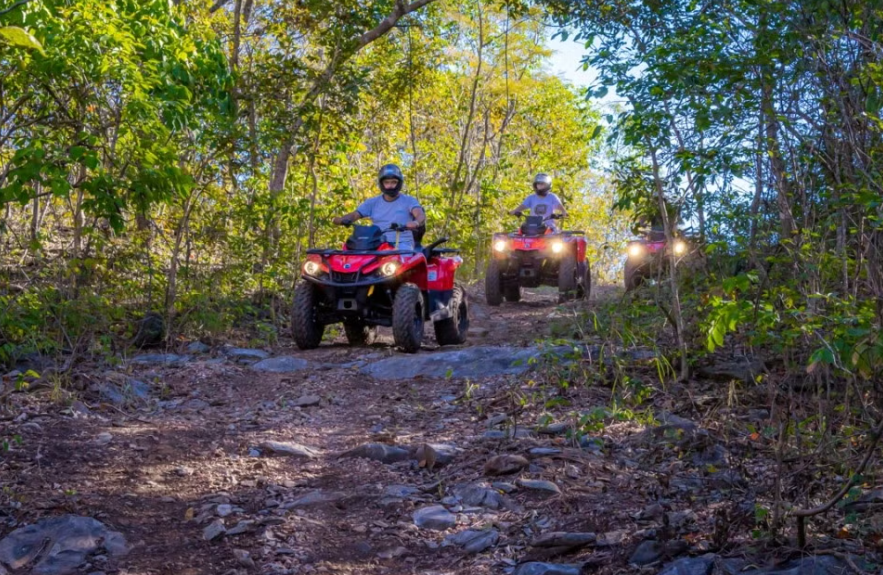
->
left=357, top=194, right=422, bottom=250
left=522, top=192, right=564, bottom=227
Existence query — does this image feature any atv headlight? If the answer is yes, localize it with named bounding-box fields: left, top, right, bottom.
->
left=674, top=240, right=687, bottom=255
left=303, top=261, right=321, bottom=276
left=551, top=241, right=564, bottom=254
left=381, top=261, right=399, bottom=276
left=628, top=244, right=644, bottom=258
left=494, top=240, right=508, bottom=252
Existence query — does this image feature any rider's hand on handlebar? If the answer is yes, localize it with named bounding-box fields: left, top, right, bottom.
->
left=511, top=210, right=523, bottom=217
left=404, top=221, right=419, bottom=230
left=333, top=216, right=352, bottom=226
left=551, top=213, right=563, bottom=220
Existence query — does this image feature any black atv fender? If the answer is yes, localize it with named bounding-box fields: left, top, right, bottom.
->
left=426, top=289, right=454, bottom=322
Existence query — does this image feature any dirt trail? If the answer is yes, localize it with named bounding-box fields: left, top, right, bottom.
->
left=3, top=285, right=850, bottom=575
left=0, top=287, right=618, bottom=575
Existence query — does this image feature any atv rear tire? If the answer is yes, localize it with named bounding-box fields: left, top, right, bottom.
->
left=558, top=251, right=578, bottom=303
left=485, top=258, right=504, bottom=306
left=393, top=283, right=424, bottom=353
left=624, top=261, right=643, bottom=291
left=344, top=321, right=376, bottom=346
left=292, top=280, right=324, bottom=349
left=503, top=284, right=522, bottom=302
left=434, top=284, right=469, bottom=346
left=578, top=261, right=592, bottom=300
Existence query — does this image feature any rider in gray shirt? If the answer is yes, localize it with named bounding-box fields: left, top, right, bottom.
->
left=510, top=173, right=567, bottom=230
left=332, top=164, right=425, bottom=250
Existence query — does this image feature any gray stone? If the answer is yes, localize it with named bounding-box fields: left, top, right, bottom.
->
left=130, top=354, right=191, bottom=365
left=630, top=540, right=689, bottom=566
left=259, top=441, right=319, bottom=459
left=340, top=443, right=411, bottom=464
left=443, top=529, right=499, bottom=553
left=293, top=395, right=321, bottom=407
left=749, top=555, right=856, bottom=575
left=98, top=378, right=151, bottom=405
left=223, top=347, right=270, bottom=360
left=517, top=479, right=562, bottom=494
left=359, top=345, right=570, bottom=380
left=252, top=356, right=313, bottom=373
left=537, top=422, right=569, bottom=435
left=186, top=341, right=211, bottom=354
left=455, top=483, right=505, bottom=509
left=655, top=554, right=716, bottom=575
left=203, top=519, right=225, bottom=541
left=513, top=563, right=583, bottom=575
left=492, top=481, right=517, bottom=493
left=413, top=505, right=456, bottom=531
left=284, top=490, right=345, bottom=508
left=530, top=532, right=596, bottom=548
left=696, top=357, right=764, bottom=384
left=384, top=485, right=420, bottom=498
left=529, top=447, right=562, bottom=457
left=0, top=515, right=128, bottom=575
left=225, top=521, right=255, bottom=536
left=483, top=427, right=536, bottom=440
left=656, top=412, right=699, bottom=433
left=216, top=504, right=233, bottom=517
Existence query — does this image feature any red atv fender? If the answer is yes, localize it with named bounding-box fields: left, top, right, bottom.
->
left=425, top=254, right=463, bottom=321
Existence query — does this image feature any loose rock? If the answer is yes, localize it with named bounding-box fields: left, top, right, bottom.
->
left=443, top=529, right=499, bottom=553
left=293, top=394, right=321, bottom=407
left=484, top=454, right=529, bottom=476
left=517, top=479, right=562, bottom=495
left=251, top=356, right=313, bottom=373
left=413, top=506, right=457, bottom=531
left=0, top=515, right=128, bottom=575
left=530, top=532, right=596, bottom=549
left=203, top=520, right=225, bottom=541
left=513, top=563, right=583, bottom=575
left=340, top=442, right=410, bottom=464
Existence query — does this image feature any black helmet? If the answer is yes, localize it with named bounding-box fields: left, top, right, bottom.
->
left=378, top=164, right=404, bottom=197
left=533, top=173, right=552, bottom=196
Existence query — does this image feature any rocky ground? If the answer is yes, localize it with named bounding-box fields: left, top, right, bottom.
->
left=0, top=286, right=879, bottom=575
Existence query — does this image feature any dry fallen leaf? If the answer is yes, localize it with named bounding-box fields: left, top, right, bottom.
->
left=184, top=507, right=195, bottom=521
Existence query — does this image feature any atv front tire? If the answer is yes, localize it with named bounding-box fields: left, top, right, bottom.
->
left=578, top=261, right=592, bottom=300
left=485, top=258, right=504, bottom=306
left=624, top=260, right=643, bottom=291
left=434, top=283, right=469, bottom=346
left=393, top=283, right=424, bottom=353
left=292, top=280, right=324, bottom=349
left=344, top=321, right=376, bottom=346
left=558, top=251, right=578, bottom=303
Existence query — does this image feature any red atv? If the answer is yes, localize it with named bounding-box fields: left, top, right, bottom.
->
left=624, top=233, right=689, bottom=291
left=292, top=224, right=469, bottom=353
left=485, top=214, right=591, bottom=305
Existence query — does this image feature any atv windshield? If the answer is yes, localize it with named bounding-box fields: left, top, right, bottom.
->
left=345, top=225, right=384, bottom=251
left=519, top=215, right=547, bottom=236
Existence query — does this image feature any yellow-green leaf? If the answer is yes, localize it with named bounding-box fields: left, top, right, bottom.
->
left=0, top=26, right=45, bottom=55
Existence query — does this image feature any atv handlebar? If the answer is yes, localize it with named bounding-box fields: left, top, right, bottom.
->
left=512, top=212, right=563, bottom=219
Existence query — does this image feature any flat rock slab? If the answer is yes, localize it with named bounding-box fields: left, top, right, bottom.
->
left=454, top=483, right=506, bottom=509
left=284, top=490, right=346, bottom=508
left=0, top=515, right=128, bottom=575
left=517, top=478, right=562, bottom=495
left=130, top=354, right=191, bottom=365
left=251, top=356, right=313, bottom=373
left=223, top=347, right=270, bottom=360
left=359, top=346, right=556, bottom=380
left=514, top=563, right=584, bottom=575
left=259, top=441, right=320, bottom=459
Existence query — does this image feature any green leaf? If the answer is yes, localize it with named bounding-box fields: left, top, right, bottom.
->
left=590, top=125, right=603, bottom=140
left=0, top=27, right=46, bottom=55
